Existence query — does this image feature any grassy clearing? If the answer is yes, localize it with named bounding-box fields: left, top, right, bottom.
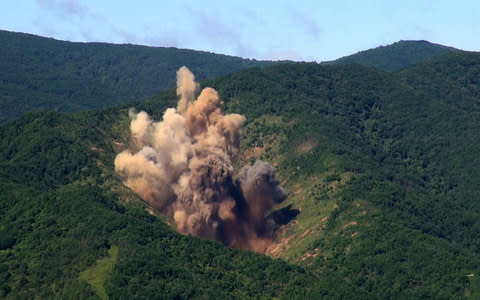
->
left=79, top=246, right=118, bottom=300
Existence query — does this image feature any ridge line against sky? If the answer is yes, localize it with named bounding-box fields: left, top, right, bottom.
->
left=0, top=0, right=479, bottom=62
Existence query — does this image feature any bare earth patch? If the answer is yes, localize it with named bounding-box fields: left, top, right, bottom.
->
left=301, top=248, right=319, bottom=261
left=297, top=138, right=318, bottom=154
left=342, top=221, right=358, bottom=229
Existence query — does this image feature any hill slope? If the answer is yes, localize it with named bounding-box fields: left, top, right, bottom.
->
left=2, top=50, right=480, bottom=298
left=191, top=52, right=480, bottom=297
left=0, top=30, right=276, bottom=123
left=0, top=111, right=318, bottom=299
left=324, top=40, right=458, bottom=71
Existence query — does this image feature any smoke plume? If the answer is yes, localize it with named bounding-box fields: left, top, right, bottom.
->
left=115, top=66, right=287, bottom=252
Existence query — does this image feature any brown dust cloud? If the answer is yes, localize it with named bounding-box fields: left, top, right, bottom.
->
left=115, top=66, right=287, bottom=252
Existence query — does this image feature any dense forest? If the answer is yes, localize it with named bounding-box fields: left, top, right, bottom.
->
left=1, top=33, right=480, bottom=298
left=324, top=40, right=457, bottom=71
left=0, top=31, right=455, bottom=124
left=0, top=111, right=319, bottom=299
left=0, top=30, right=277, bottom=123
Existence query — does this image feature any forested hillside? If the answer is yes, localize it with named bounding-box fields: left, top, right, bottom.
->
left=142, top=51, right=480, bottom=298
left=0, top=30, right=276, bottom=123
left=0, top=110, right=319, bottom=299
left=325, top=40, right=457, bottom=71
left=0, top=31, right=459, bottom=124
left=2, top=48, right=480, bottom=298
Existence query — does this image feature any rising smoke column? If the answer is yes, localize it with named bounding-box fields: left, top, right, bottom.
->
left=115, top=66, right=287, bottom=252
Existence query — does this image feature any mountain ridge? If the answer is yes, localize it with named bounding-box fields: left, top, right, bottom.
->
left=0, top=29, right=465, bottom=124
left=0, top=29, right=281, bottom=123
left=324, top=40, right=459, bottom=71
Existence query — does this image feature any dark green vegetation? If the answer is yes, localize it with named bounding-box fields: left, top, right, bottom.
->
left=1, top=39, right=480, bottom=298
left=0, top=111, right=315, bottom=299
left=1, top=30, right=456, bottom=125
left=136, top=50, right=480, bottom=298
left=325, top=40, right=458, bottom=71
left=0, top=30, right=276, bottom=123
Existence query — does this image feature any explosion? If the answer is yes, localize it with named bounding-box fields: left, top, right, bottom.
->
left=114, top=66, right=287, bottom=252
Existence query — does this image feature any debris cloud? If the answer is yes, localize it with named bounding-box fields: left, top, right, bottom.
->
left=115, top=66, right=287, bottom=252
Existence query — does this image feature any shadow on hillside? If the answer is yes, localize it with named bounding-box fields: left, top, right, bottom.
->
left=269, top=204, right=300, bottom=226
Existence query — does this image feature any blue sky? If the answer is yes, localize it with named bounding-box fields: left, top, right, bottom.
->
left=1, top=0, right=479, bottom=62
